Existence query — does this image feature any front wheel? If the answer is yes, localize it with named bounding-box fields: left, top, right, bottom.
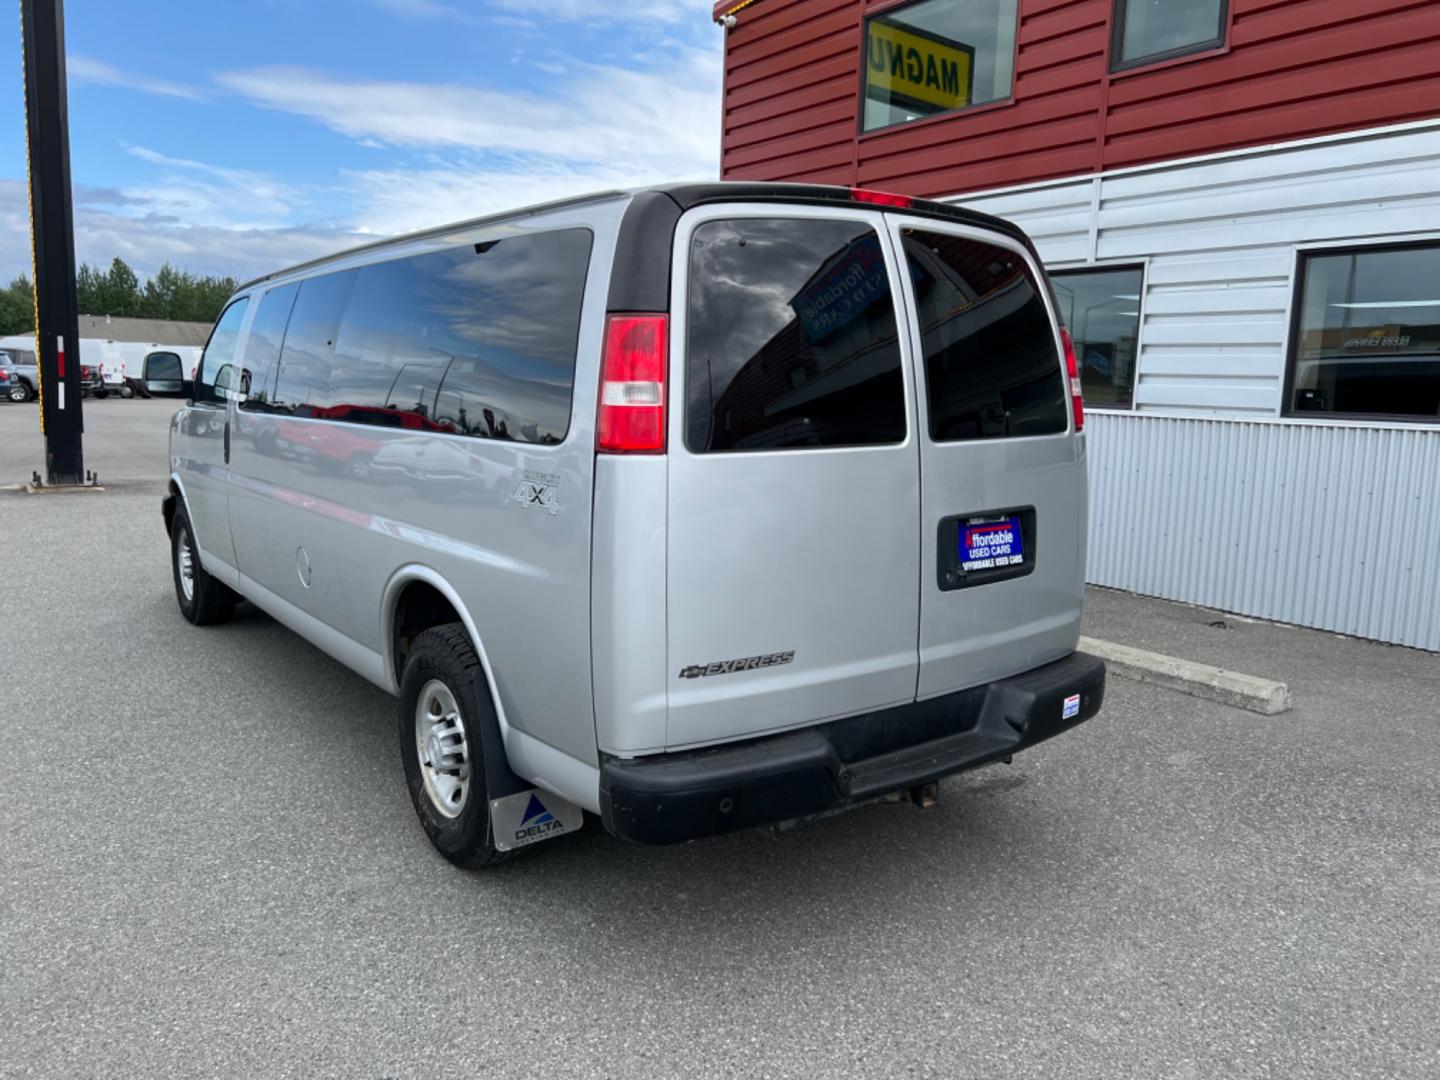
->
left=170, top=503, right=237, bottom=625
left=9, top=382, right=32, bottom=403
left=398, top=624, right=512, bottom=869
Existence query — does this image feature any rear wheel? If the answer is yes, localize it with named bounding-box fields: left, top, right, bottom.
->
left=170, top=503, right=237, bottom=625
left=9, top=382, right=32, bottom=403
left=398, top=624, right=512, bottom=869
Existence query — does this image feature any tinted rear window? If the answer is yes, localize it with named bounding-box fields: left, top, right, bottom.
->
left=686, top=218, right=906, bottom=453
left=901, top=228, right=1067, bottom=441
left=269, top=228, right=592, bottom=444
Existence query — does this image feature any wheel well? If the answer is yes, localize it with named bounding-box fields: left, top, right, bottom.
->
left=391, top=580, right=462, bottom=682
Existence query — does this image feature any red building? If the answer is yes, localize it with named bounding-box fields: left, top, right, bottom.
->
left=709, top=0, right=1440, bottom=650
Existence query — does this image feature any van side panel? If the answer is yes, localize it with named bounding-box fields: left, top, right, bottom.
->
left=590, top=455, right=669, bottom=756
left=225, top=200, right=626, bottom=774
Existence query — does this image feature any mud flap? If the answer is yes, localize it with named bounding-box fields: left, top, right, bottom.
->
left=489, top=789, right=584, bottom=851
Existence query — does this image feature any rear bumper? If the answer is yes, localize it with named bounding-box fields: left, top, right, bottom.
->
left=600, top=650, right=1105, bottom=845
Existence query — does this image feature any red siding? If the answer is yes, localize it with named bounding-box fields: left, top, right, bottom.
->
left=718, top=0, right=1440, bottom=195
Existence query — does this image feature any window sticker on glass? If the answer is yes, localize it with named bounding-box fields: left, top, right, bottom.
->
left=960, top=514, right=1024, bottom=572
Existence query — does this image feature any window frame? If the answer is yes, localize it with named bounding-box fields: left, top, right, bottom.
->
left=1048, top=262, right=1147, bottom=414
left=672, top=203, right=917, bottom=457
left=857, top=0, right=1022, bottom=137
left=1109, top=0, right=1229, bottom=74
left=194, top=297, right=249, bottom=408
left=1282, top=238, right=1440, bottom=426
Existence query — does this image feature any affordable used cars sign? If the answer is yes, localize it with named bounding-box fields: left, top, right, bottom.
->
left=865, top=19, right=973, bottom=114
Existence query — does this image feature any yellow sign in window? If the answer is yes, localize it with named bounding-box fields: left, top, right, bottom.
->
left=865, top=18, right=974, bottom=115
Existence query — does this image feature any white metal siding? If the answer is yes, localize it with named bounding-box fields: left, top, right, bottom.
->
left=1086, top=413, right=1440, bottom=652
left=949, top=123, right=1440, bottom=650
left=956, top=121, right=1440, bottom=418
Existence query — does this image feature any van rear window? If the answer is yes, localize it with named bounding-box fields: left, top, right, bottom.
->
left=686, top=218, right=906, bottom=453
left=900, top=229, right=1067, bottom=441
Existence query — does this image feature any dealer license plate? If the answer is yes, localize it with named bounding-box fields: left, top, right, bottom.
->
left=959, top=514, right=1025, bottom=573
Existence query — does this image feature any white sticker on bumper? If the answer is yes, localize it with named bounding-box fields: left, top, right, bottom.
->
left=1062, top=693, right=1081, bottom=720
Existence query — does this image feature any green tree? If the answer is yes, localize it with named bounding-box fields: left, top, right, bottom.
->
left=0, top=276, right=35, bottom=337
left=140, top=262, right=184, bottom=320
left=75, top=263, right=103, bottom=315
left=97, top=257, right=141, bottom=316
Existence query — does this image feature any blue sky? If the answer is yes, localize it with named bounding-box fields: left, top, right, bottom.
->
left=0, top=0, right=721, bottom=282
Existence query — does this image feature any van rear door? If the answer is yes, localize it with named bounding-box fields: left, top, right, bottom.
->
left=664, top=206, right=921, bottom=751
left=887, top=218, right=1086, bottom=698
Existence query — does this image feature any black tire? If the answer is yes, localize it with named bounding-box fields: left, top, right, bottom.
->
left=170, top=503, right=237, bottom=625
left=9, top=381, right=32, bottom=403
left=95, top=388, right=109, bottom=399
left=398, top=624, right=513, bottom=869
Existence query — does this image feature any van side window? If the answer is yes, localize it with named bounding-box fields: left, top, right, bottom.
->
left=240, top=283, right=298, bottom=412
left=196, top=298, right=249, bottom=406
left=899, top=229, right=1067, bottom=441
left=686, top=218, right=906, bottom=453
left=271, top=270, right=358, bottom=417
left=268, top=229, right=592, bottom=443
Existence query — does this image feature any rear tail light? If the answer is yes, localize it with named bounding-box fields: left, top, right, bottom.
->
left=1060, top=328, right=1084, bottom=433
left=849, top=186, right=914, bottom=209
left=598, top=314, right=667, bottom=454
left=0, top=369, right=9, bottom=379
left=81, top=365, right=90, bottom=378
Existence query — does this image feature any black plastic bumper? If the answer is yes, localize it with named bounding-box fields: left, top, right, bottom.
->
left=600, top=650, right=1105, bottom=845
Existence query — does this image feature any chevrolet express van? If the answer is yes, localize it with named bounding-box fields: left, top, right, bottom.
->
left=163, top=183, right=1105, bottom=867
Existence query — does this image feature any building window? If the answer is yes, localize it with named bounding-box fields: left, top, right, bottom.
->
left=1050, top=266, right=1143, bottom=410
left=1111, top=0, right=1227, bottom=72
left=1288, top=243, right=1440, bottom=422
left=861, top=0, right=1019, bottom=133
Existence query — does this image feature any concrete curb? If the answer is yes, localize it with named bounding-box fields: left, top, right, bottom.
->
left=1080, top=636, right=1293, bottom=716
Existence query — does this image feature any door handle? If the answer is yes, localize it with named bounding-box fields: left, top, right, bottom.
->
left=224, top=422, right=231, bottom=465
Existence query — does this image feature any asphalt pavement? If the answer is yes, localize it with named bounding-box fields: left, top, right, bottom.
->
left=2, top=397, right=1437, bottom=1078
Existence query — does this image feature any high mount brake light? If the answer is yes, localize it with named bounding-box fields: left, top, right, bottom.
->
left=598, top=314, right=667, bottom=454
left=849, top=187, right=914, bottom=209
left=1060, top=328, right=1084, bottom=433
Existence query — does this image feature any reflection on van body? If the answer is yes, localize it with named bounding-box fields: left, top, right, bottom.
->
left=165, top=184, right=1104, bottom=865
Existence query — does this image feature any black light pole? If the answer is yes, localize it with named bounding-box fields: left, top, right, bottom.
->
left=20, top=0, right=84, bottom=485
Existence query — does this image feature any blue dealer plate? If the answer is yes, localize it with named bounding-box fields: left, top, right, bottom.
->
left=959, top=515, right=1024, bottom=573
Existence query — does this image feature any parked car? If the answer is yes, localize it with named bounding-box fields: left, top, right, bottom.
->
left=1, top=362, right=25, bottom=402
left=162, top=182, right=1106, bottom=869
left=80, top=363, right=106, bottom=398
left=0, top=349, right=37, bottom=402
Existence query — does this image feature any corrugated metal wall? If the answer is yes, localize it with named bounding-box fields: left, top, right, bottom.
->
left=1086, top=413, right=1440, bottom=651
left=956, top=122, right=1440, bottom=415
left=953, top=123, right=1440, bottom=650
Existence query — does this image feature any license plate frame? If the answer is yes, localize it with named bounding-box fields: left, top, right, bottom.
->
left=937, top=506, right=1036, bottom=591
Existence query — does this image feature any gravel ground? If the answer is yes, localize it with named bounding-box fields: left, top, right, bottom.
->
left=2, top=398, right=1437, bottom=1078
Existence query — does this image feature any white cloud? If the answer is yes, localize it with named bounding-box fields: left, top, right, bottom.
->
left=214, top=46, right=721, bottom=178
left=345, top=159, right=685, bottom=236
left=0, top=179, right=362, bottom=284
left=67, top=55, right=204, bottom=100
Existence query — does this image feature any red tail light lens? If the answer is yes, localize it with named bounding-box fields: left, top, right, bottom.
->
left=849, top=187, right=914, bottom=208
left=81, top=365, right=91, bottom=378
left=1060, top=328, right=1084, bottom=433
left=598, top=314, right=667, bottom=454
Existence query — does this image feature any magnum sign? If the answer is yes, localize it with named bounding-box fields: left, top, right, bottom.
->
left=865, top=18, right=974, bottom=114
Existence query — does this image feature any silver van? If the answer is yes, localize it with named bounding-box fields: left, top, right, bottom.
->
left=163, top=183, right=1106, bottom=867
